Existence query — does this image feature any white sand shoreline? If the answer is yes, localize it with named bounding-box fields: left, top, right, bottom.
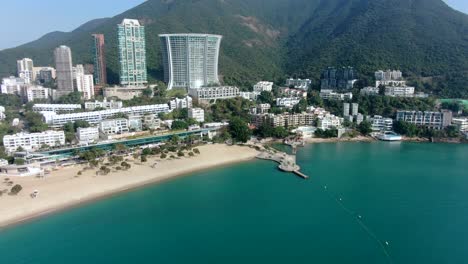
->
left=0, top=144, right=259, bottom=229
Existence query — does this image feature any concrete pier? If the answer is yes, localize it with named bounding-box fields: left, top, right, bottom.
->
left=256, top=150, right=309, bottom=179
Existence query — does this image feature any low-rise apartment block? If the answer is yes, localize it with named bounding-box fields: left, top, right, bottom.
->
left=370, top=115, right=393, bottom=131
left=3, top=131, right=65, bottom=153
left=188, top=86, right=240, bottom=102
left=253, top=81, right=273, bottom=93
left=23, top=86, right=52, bottom=102
left=99, top=119, right=130, bottom=135
left=252, top=112, right=315, bottom=128
left=33, top=104, right=82, bottom=113
left=276, top=97, right=301, bottom=108
left=318, top=114, right=342, bottom=130
left=188, top=108, right=205, bottom=122
left=360, top=87, right=380, bottom=96
left=452, top=118, right=468, bottom=133
left=285, top=78, right=311, bottom=90
left=42, top=104, right=170, bottom=127
left=85, top=99, right=123, bottom=110
left=76, top=127, right=100, bottom=145
left=396, top=110, right=452, bottom=130
left=385, top=86, right=415, bottom=97
left=320, top=89, right=353, bottom=101
left=169, top=96, right=193, bottom=110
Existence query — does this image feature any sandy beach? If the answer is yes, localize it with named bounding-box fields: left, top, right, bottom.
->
left=0, top=144, right=258, bottom=228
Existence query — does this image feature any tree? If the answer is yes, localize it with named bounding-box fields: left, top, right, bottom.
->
left=292, top=99, right=308, bottom=113
left=308, top=91, right=324, bottom=107
left=357, top=121, right=372, bottom=136
left=160, top=153, right=167, bottom=159
left=121, top=161, right=131, bottom=170
left=14, top=158, right=25, bottom=165
left=10, top=184, right=22, bottom=195
left=445, top=125, right=460, bottom=138
left=24, top=112, right=48, bottom=132
left=393, top=120, right=419, bottom=137
left=141, top=155, right=148, bottom=163
left=170, top=135, right=180, bottom=145
left=229, top=117, right=251, bottom=143
left=188, top=152, right=195, bottom=157
left=193, top=148, right=200, bottom=154
left=257, top=91, right=275, bottom=105
left=113, top=144, right=128, bottom=154
left=177, top=151, right=185, bottom=157
left=143, top=88, right=153, bottom=98
left=171, top=120, right=188, bottom=130
left=55, top=91, right=83, bottom=104
left=142, top=148, right=152, bottom=156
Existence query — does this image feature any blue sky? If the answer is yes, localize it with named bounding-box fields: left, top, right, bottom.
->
left=0, top=0, right=467, bottom=50
left=0, top=0, right=146, bottom=50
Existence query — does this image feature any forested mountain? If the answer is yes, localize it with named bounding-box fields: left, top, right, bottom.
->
left=0, top=0, right=467, bottom=96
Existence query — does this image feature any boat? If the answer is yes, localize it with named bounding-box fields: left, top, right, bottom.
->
left=376, top=131, right=403, bottom=141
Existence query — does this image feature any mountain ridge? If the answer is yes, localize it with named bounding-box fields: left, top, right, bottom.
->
left=0, top=0, right=467, bottom=97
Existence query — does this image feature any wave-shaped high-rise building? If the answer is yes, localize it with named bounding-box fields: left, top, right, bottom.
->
left=159, top=34, right=222, bottom=90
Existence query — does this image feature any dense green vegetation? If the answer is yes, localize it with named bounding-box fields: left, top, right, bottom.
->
left=0, top=0, right=465, bottom=96
left=393, top=120, right=460, bottom=138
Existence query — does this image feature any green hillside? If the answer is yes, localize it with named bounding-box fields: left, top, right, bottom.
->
left=0, top=0, right=467, bottom=96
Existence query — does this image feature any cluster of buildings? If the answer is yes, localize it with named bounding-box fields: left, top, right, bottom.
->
left=251, top=106, right=342, bottom=132
left=360, top=70, right=428, bottom=98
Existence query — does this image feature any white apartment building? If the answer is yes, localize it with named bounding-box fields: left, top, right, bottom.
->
left=360, top=87, right=380, bottom=96
left=452, top=118, right=468, bottom=133
left=396, top=110, right=452, bottom=130
left=33, top=104, right=82, bottom=113
left=3, top=131, right=65, bottom=153
left=385, top=86, right=415, bottom=97
left=85, top=99, right=123, bottom=110
left=240, top=91, right=260, bottom=101
left=276, top=97, right=301, bottom=108
left=318, top=114, right=342, bottom=130
left=285, top=78, right=311, bottom=90
left=17, top=58, right=34, bottom=84
left=1, top=76, right=26, bottom=94
left=169, top=96, right=193, bottom=110
left=42, top=104, right=170, bottom=127
left=188, top=86, right=240, bottom=102
left=0, top=106, right=5, bottom=121
left=258, top=104, right=271, bottom=114
left=279, top=87, right=307, bottom=98
left=142, top=114, right=162, bottom=130
left=23, top=86, right=51, bottom=102
left=320, top=89, right=353, bottom=101
left=76, top=127, right=100, bottom=144
left=253, top=81, right=274, bottom=93
left=128, top=116, right=143, bottom=131
left=99, top=119, right=130, bottom=135
left=370, top=115, right=393, bottom=131
left=74, top=65, right=94, bottom=100
left=375, top=70, right=403, bottom=81
left=188, top=108, right=205, bottom=122
left=251, top=112, right=315, bottom=128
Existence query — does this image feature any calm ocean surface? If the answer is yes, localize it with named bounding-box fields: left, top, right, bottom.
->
left=0, top=142, right=467, bottom=264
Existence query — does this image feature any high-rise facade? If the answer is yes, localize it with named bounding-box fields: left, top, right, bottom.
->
left=92, top=34, right=107, bottom=86
left=321, top=67, right=357, bottom=90
left=73, top=65, right=94, bottom=100
left=54, top=46, right=74, bottom=97
left=159, top=34, right=222, bottom=90
left=118, top=19, right=147, bottom=86
left=17, top=58, right=34, bottom=84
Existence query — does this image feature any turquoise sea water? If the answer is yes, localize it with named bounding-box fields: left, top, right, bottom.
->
left=0, top=142, right=467, bottom=263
